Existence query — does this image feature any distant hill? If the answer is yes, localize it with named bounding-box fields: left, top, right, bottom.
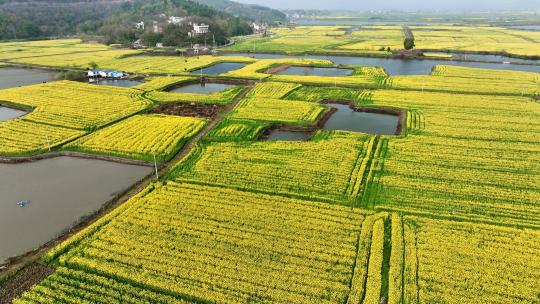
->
left=0, top=0, right=252, bottom=44
left=193, top=0, right=286, bottom=23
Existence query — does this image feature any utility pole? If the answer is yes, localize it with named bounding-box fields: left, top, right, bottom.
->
left=153, top=154, right=159, bottom=180
left=45, top=130, right=51, bottom=152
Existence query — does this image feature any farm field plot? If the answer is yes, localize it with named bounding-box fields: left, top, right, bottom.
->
left=172, top=131, right=379, bottom=204
left=245, top=82, right=302, bottom=98
left=387, top=65, right=540, bottom=96
left=0, top=39, right=119, bottom=61
left=134, top=76, right=194, bottom=92
left=20, top=182, right=369, bottom=304
left=411, top=25, right=540, bottom=57
left=228, top=97, right=326, bottom=125
left=404, top=216, right=540, bottom=303
left=205, top=118, right=269, bottom=142
left=0, top=119, right=84, bottom=156
left=361, top=89, right=540, bottom=226
left=338, top=26, right=405, bottom=51
left=65, top=115, right=207, bottom=162
left=0, top=81, right=150, bottom=156
left=226, top=26, right=370, bottom=54
left=285, top=86, right=369, bottom=103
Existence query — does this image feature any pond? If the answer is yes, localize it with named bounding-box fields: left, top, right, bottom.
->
left=425, top=52, right=539, bottom=65
left=323, top=103, right=400, bottom=135
left=266, top=130, right=312, bottom=141
left=0, top=68, right=58, bottom=89
left=508, top=25, right=540, bottom=31
left=168, top=82, right=237, bottom=94
left=89, top=79, right=142, bottom=88
left=274, top=66, right=353, bottom=76
left=192, top=62, right=247, bottom=75
left=223, top=53, right=540, bottom=75
left=0, top=157, right=152, bottom=264
left=0, top=106, right=26, bottom=122
left=295, top=20, right=442, bottom=26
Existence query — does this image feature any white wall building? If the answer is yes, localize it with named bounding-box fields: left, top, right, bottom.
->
left=168, top=16, right=186, bottom=25
left=189, top=23, right=210, bottom=37
left=135, top=21, right=145, bottom=30
left=251, top=22, right=267, bottom=34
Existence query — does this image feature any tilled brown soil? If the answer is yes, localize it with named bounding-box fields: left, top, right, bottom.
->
left=0, top=263, right=54, bottom=304
left=150, top=103, right=225, bottom=119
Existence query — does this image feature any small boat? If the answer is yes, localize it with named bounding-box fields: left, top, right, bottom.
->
left=17, top=200, right=30, bottom=207
left=502, top=61, right=511, bottom=64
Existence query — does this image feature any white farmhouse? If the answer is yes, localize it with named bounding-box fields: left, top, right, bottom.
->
left=135, top=21, right=145, bottom=30
left=251, top=22, right=267, bottom=34
left=189, top=23, right=210, bottom=37
left=168, top=16, right=186, bottom=25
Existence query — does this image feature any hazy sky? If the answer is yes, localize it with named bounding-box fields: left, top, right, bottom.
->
left=234, top=0, right=540, bottom=11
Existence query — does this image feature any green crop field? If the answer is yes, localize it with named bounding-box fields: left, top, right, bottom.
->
left=1, top=33, right=539, bottom=304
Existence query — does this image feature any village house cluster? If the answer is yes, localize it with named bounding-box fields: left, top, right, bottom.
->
left=135, top=15, right=211, bottom=38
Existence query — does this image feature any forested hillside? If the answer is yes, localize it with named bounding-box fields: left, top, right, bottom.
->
left=193, top=0, right=286, bottom=23
left=0, top=0, right=274, bottom=45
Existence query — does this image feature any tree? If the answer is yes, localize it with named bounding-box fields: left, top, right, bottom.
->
left=404, top=37, right=415, bottom=50
left=140, top=32, right=163, bottom=47
left=88, top=61, right=99, bottom=70
left=162, top=23, right=191, bottom=47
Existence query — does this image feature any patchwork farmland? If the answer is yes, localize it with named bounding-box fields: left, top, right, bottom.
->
left=0, top=20, right=539, bottom=304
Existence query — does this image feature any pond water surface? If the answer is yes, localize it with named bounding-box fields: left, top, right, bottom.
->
left=295, top=20, right=442, bottom=26
left=89, top=79, right=142, bottom=88
left=169, top=83, right=236, bottom=94
left=425, top=52, right=539, bottom=65
left=266, top=130, right=312, bottom=141
left=323, top=103, right=400, bottom=135
left=0, top=157, right=152, bottom=264
left=508, top=25, right=540, bottom=31
left=0, top=68, right=58, bottom=89
left=224, top=53, right=540, bottom=75
left=274, top=66, right=353, bottom=76
left=0, top=106, right=26, bottom=122
left=193, top=62, right=247, bottom=75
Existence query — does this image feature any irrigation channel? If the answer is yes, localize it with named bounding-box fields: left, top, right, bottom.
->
left=265, top=103, right=401, bottom=141
left=0, top=68, right=58, bottom=89
left=0, top=157, right=152, bottom=265
left=222, top=52, right=540, bottom=74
